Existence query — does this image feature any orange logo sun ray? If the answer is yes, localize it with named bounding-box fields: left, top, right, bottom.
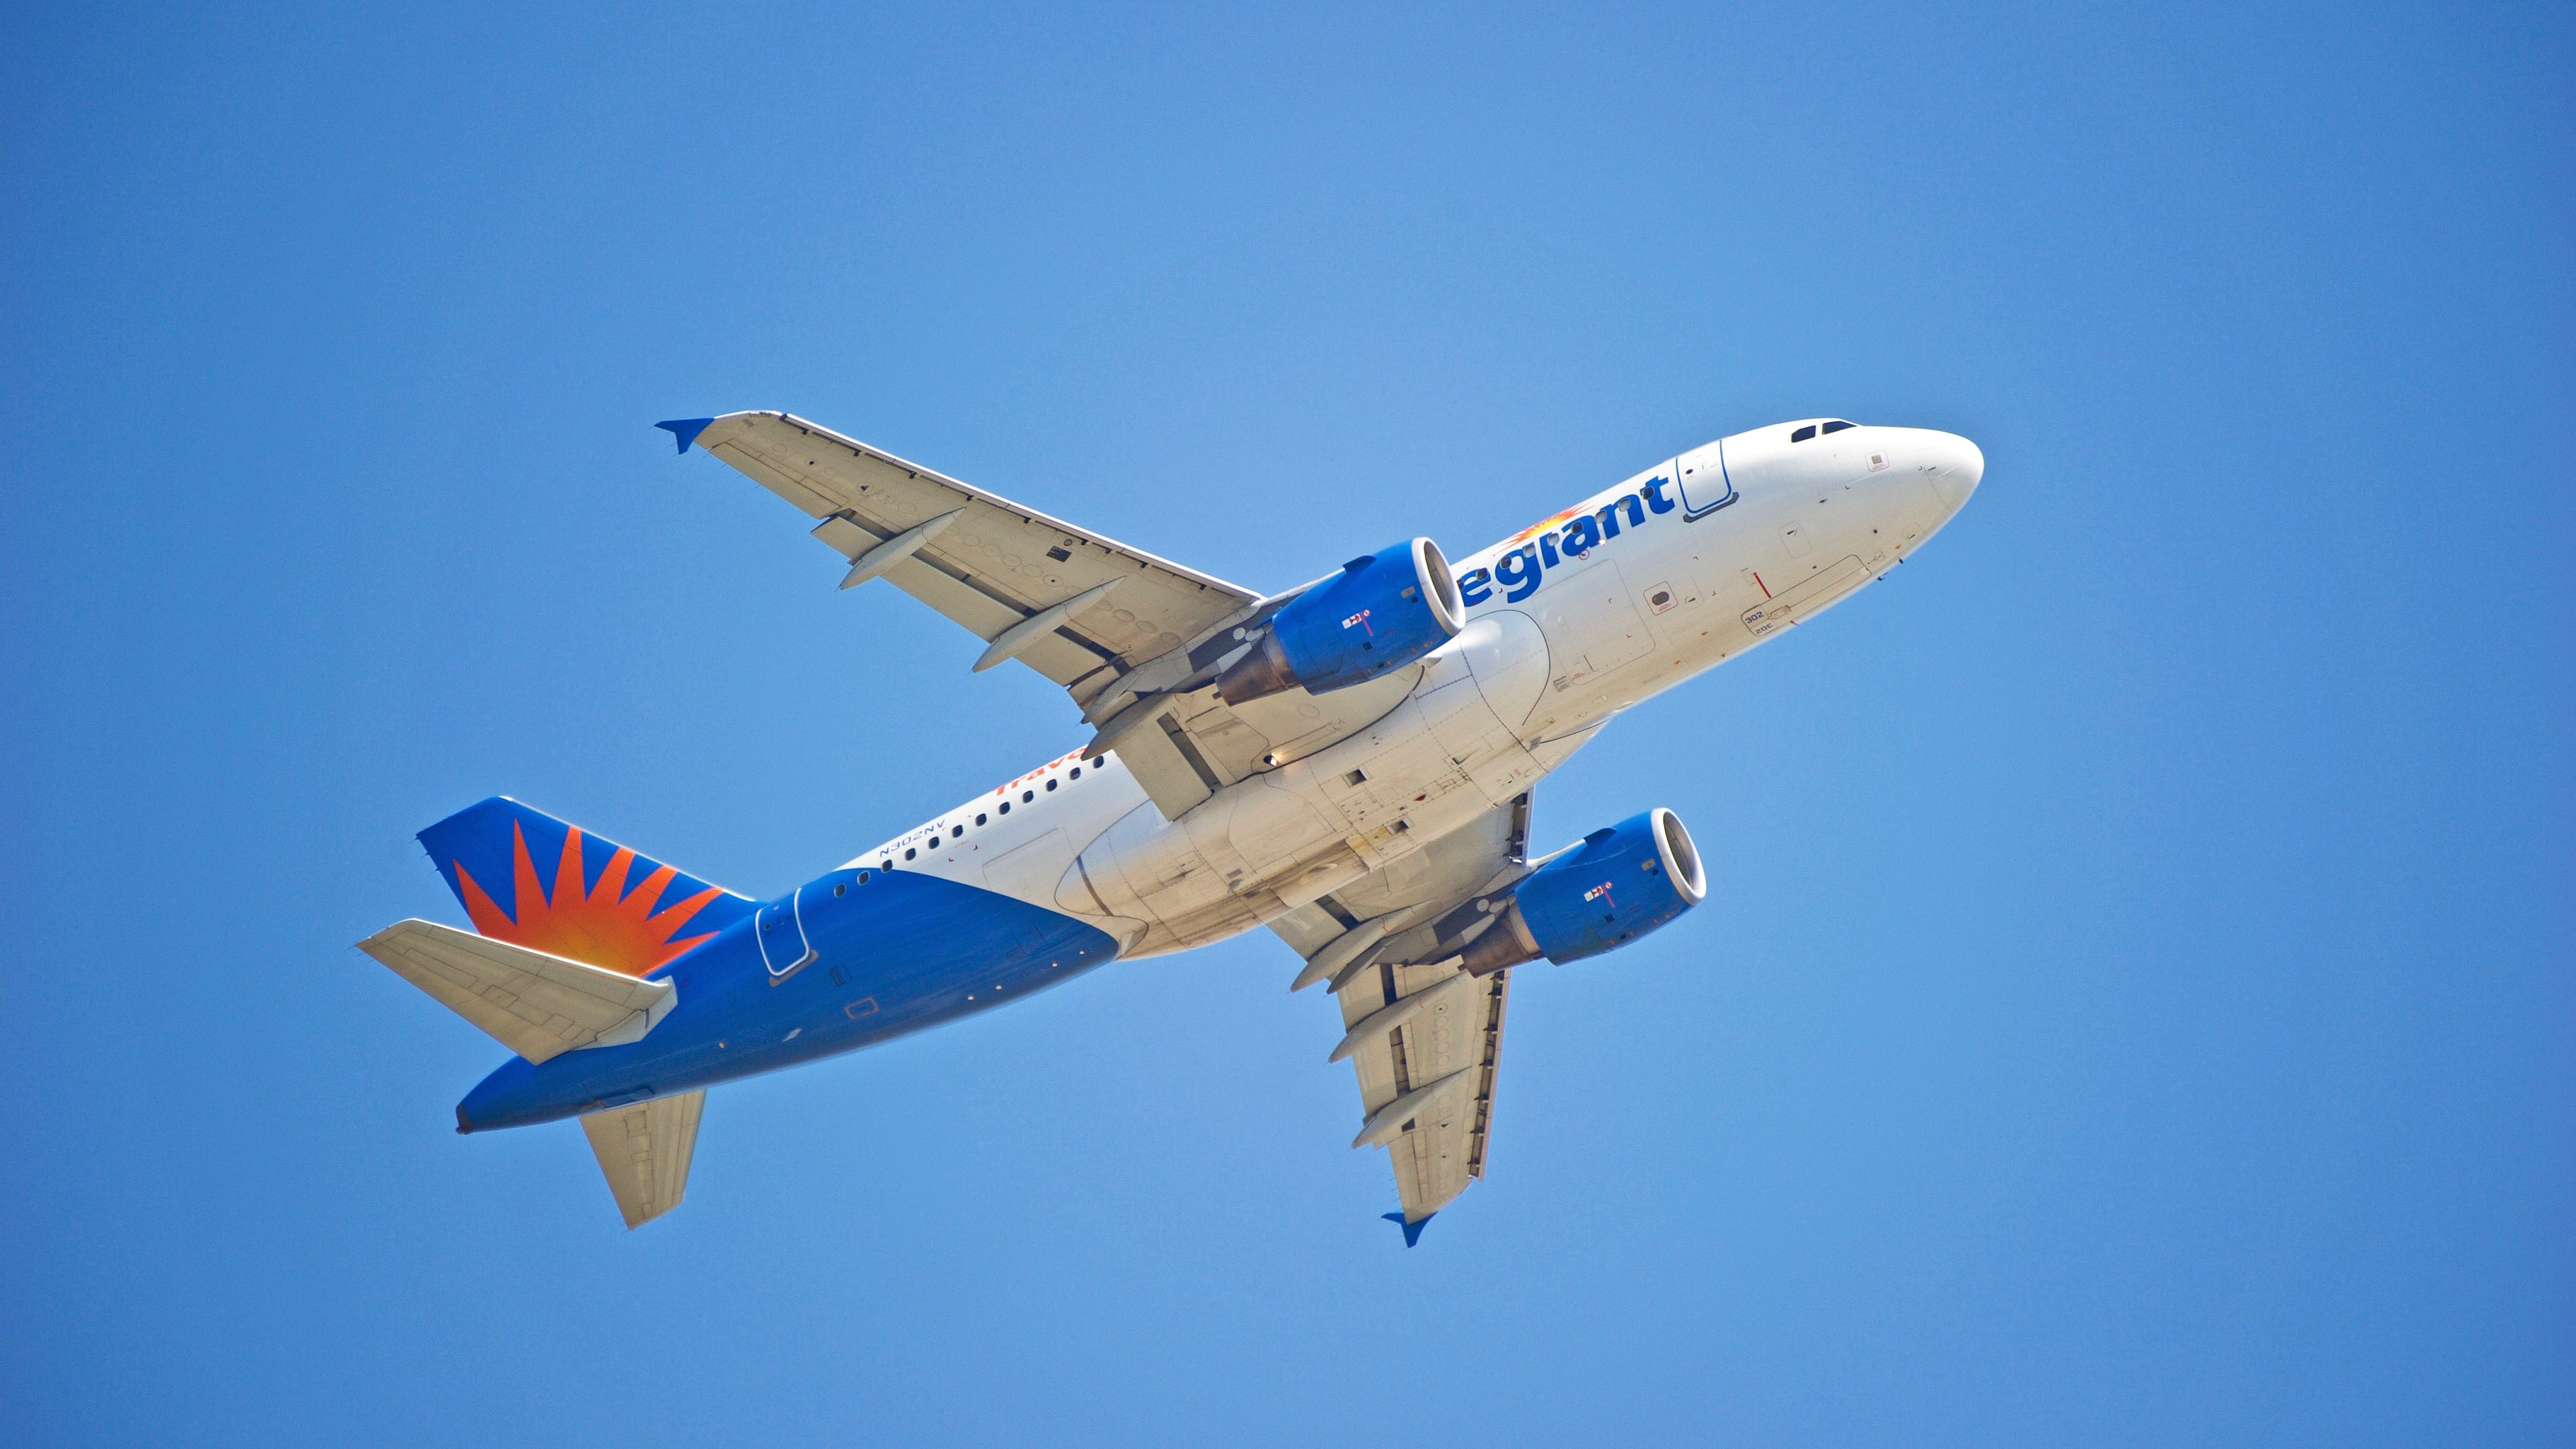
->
left=1507, top=505, right=1584, bottom=546
left=452, top=823, right=721, bottom=976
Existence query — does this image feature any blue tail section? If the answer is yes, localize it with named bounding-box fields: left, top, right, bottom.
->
left=415, top=797, right=755, bottom=976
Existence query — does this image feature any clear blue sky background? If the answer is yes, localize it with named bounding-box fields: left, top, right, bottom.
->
left=3, top=3, right=2568, bottom=1444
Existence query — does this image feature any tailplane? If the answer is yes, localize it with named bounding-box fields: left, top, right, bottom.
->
left=415, top=797, right=753, bottom=977
left=582, top=1091, right=707, bottom=1229
left=356, top=920, right=677, bottom=1065
left=358, top=918, right=709, bottom=1227
left=374, top=800, right=743, bottom=1228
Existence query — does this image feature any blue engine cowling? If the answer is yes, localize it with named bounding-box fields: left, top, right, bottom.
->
left=1216, top=538, right=1465, bottom=704
left=1460, top=809, right=1708, bottom=974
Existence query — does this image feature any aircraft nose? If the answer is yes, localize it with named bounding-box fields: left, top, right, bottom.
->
left=1928, top=432, right=1983, bottom=510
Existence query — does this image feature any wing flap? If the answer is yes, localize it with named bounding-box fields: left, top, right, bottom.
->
left=1111, top=708, right=1218, bottom=816
left=580, top=1090, right=705, bottom=1229
left=356, top=919, right=677, bottom=1065
left=875, top=555, right=1113, bottom=688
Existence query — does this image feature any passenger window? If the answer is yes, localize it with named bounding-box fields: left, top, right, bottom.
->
left=950, top=825, right=964, bottom=840
left=1070, top=767, right=1082, bottom=780
left=903, top=847, right=916, bottom=860
left=1022, top=790, right=1034, bottom=803
left=997, top=801, right=1009, bottom=815
left=1045, top=779, right=1057, bottom=792
left=1790, top=425, right=1817, bottom=442
left=1820, top=419, right=1855, bottom=435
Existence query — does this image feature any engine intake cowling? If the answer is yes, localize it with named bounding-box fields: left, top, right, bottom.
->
left=1460, top=809, right=1707, bottom=975
left=1217, top=538, right=1464, bottom=704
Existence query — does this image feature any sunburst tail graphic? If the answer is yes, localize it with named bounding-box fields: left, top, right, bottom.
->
left=416, top=797, right=757, bottom=976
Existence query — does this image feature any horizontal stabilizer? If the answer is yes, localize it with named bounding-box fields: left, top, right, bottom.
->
left=581, top=1089, right=705, bottom=1229
left=357, top=919, right=677, bottom=1065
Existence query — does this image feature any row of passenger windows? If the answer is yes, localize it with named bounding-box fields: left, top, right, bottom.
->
left=891, top=766, right=1085, bottom=862
left=1789, top=419, right=1858, bottom=442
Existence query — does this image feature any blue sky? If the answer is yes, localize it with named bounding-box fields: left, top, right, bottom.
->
left=2, top=2, right=2568, bottom=1444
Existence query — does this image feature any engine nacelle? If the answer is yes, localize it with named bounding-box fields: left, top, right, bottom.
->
left=1216, top=538, right=1465, bottom=704
left=1460, top=809, right=1707, bottom=974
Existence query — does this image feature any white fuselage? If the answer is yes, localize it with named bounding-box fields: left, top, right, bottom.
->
left=847, top=419, right=1984, bottom=958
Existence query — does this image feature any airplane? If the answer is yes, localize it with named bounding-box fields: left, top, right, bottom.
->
left=359, top=412, right=1982, bottom=1236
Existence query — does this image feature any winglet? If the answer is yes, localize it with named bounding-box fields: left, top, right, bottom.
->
left=655, top=418, right=715, bottom=454
left=1382, top=1210, right=1433, bottom=1247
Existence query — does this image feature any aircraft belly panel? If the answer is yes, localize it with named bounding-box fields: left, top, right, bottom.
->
left=1223, top=779, right=1342, bottom=876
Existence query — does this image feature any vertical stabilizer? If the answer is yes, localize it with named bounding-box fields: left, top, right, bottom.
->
left=416, top=798, right=754, bottom=977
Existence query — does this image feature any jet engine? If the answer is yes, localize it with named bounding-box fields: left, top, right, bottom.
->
left=1216, top=538, right=1465, bottom=704
left=1460, top=808, right=1707, bottom=974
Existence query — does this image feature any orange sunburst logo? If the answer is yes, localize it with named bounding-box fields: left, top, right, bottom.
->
left=452, top=822, right=723, bottom=976
left=1508, top=506, right=1583, bottom=546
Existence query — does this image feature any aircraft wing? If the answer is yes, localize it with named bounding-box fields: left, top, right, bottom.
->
left=1267, top=792, right=1539, bottom=1241
left=678, top=411, right=1427, bottom=820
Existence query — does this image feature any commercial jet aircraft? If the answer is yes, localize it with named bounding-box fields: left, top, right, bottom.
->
left=360, top=412, right=1982, bottom=1235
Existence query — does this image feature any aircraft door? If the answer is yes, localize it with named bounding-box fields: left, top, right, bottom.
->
left=757, top=889, right=815, bottom=982
left=1677, top=441, right=1735, bottom=517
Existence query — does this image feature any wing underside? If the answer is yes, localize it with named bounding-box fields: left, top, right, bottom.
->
left=685, top=412, right=1431, bottom=820
left=692, top=411, right=1260, bottom=700
left=1347, top=959, right=1513, bottom=1227
left=1269, top=794, right=1537, bottom=1234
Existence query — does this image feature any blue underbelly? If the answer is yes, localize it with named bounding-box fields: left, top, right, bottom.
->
left=457, top=867, right=1117, bottom=1130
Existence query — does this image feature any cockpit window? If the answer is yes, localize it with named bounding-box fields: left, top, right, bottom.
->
left=1790, top=424, right=1817, bottom=442
left=1820, top=419, right=1855, bottom=435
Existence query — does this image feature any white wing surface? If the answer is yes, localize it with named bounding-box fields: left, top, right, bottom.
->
left=679, top=411, right=1429, bottom=820
left=1267, top=795, right=1537, bottom=1240
left=356, top=919, right=676, bottom=1065
left=580, top=1090, right=706, bottom=1229
left=687, top=411, right=1259, bottom=694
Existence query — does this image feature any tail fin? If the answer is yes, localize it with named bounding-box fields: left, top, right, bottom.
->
left=416, top=797, right=754, bottom=978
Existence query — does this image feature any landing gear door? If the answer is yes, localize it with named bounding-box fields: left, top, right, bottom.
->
left=1677, top=440, right=1735, bottom=518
